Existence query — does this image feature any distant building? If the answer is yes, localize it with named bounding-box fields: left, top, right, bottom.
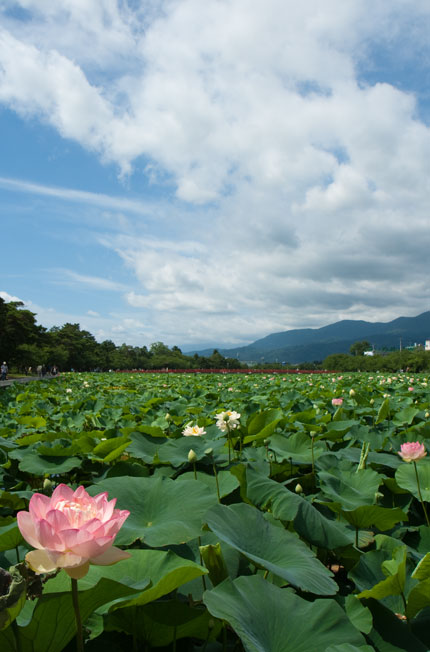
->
left=364, top=351, right=374, bottom=356
left=426, top=340, right=430, bottom=351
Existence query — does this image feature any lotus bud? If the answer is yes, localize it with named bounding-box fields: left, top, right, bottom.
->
left=295, top=484, right=303, bottom=493
left=165, top=413, right=171, bottom=421
left=349, top=389, right=355, bottom=396
left=188, top=449, right=197, bottom=463
left=43, top=478, right=53, bottom=491
left=370, top=399, right=374, bottom=405
left=426, top=412, right=430, bottom=418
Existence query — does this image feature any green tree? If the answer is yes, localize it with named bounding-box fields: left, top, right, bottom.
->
left=97, top=340, right=117, bottom=370
left=48, top=323, right=98, bottom=370
left=349, top=341, right=372, bottom=356
left=14, top=343, right=48, bottom=371
left=0, top=299, right=45, bottom=366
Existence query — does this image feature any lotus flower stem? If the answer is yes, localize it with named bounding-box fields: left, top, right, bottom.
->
left=197, top=538, right=207, bottom=591
left=226, top=426, right=232, bottom=463
left=12, top=620, right=22, bottom=652
left=201, top=628, right=210, bottom=652
left=400, top=592, right=410, bottom=626
left=213, top=462, right=221, bottom=503
left=264, top=441, right=272, bottom=475
left=310, top=435, right=315, bottom=475
left=71, top=578, right=84, bottom=652
left=222, top=623, right=228, bottom=651
left=413, top=461, right=430, bottom=527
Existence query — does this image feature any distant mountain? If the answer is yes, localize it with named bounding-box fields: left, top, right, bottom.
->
left=188, top=311, right=430, bottom=364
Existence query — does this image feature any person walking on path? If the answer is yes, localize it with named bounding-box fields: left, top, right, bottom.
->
left=1, top=362, right=8, bottom=381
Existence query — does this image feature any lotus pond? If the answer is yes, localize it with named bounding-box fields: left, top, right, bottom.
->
left=1, top=371, right=430, bottom=651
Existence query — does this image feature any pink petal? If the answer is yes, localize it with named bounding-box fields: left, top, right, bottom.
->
left=80, top=518, right=103, bottom=534
left=71, top=536, right=114, bottom=559
left=93, top=492, right=109, bottom=509
left=51, top=484, right=74, bottom=505
left=73, top=486, right=88, bottom=500
left=96, top=495, right=116, bottom=522
left=90, top=546, right=131, bottom=566
left=26, top=549, right=57, bottom=574
left=36, top=519, right=64, bottom=551
left=85, top=524, right=111, bottom=540
left=17, top=511, right=40, bottom=548
left=28, top=493, right=51, bottom=519
left=56, top=528, right=90, bottom=550
left=45, top=509, right=71, bottom=531
left=102, top=510, right=130, bottom=537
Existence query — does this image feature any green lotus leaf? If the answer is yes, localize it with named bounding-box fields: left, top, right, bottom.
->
left=395, top=460, right=430, bottom=502
left=205, top=502, right=337, bottom=595
left=268, top=431, right=325, bottom=464
left=246, top=468, right=353, bottom=548
left=203, top=575, right=366, bottom=652
left=89, top=474, right=217, bottom=546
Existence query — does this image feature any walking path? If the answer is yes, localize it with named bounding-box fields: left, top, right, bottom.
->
left=0, top=375, right=60, bottom=388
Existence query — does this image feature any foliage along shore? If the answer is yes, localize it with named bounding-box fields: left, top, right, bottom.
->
left=3, top=297, right=430, bottom=373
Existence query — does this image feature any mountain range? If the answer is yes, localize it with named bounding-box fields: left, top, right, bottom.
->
left=188, top=311, right=430, bottom=364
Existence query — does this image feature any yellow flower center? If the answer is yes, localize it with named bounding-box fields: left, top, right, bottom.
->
left=56, top=499, right=98, bottom=527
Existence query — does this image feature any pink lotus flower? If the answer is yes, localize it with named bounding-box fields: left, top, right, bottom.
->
left=398, top=441, right=427, bottom=463
left=17, top=484, right=130, bottom=579
left=331, top=398, right=343, bottom=406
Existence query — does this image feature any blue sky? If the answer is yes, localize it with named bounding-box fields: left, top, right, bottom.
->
left=1, top=1, right=430, bottom=351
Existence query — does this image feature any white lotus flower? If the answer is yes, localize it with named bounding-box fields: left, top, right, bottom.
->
left=182, top=423, right=206, bottom=437
left=215, top=410, right=241, bottom=432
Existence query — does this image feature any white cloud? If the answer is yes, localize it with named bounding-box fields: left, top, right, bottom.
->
left=0, top=176, right=156, bottom=216
left=1, top=1, right=430, bottom=346
left=53, top=269, right=128, bottom=292
left=0, top=290, right=24, bottom=303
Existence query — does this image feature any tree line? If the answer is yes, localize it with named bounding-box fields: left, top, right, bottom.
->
left=0, top=299, right=244, bottom=372
left=322, top=349, right=430, bottom=373
left=3, top=298, right=430, bottom=373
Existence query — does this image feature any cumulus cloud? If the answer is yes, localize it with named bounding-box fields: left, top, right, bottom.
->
left=1, top=1, right=430, bottom=346
left=0, top=290, right=24, bottom=303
